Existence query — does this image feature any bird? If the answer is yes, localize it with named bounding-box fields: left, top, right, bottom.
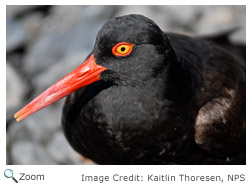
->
left=14, top=14, right=246, bottom=164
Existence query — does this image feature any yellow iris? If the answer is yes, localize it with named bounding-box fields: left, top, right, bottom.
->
left=116, top=44, right=131, bottom=54
left=112, top=42, right=133, bottom=57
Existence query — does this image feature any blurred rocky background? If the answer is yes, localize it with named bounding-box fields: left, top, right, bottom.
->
left=6, top=5, right=246, bottom=165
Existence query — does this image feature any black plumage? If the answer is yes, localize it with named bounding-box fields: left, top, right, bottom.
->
left=61, top=14, right=245, bottom=164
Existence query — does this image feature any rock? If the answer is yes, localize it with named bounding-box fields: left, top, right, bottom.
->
left=195, top=6, right=242, bottom=34
left=7, top=121, right=32, bottom=143
left=115, top=5, right=153, bottom=22
left=7, top=105, right=64, bottom=164
left=21, top=12, right=45, bottom=46
left=8, top=102, right=84, bottom=164
left=47, top=131, right=83, bottom=164
left=6, top=17, right=26, bottom=52
left=229, top=6, right=246, bottom=43
left=10, top=141, right=54, bottom=164
left=6, top=63, right=27, bottom=120
left=193, top=6, right=246, bottom=43
left=8, top=105, right=62, bottom=143
left=51, top=5, right=118, bottom=21
left=6, top=5, right=40, bottom=18
left=231, top=28, right=246, bottom=43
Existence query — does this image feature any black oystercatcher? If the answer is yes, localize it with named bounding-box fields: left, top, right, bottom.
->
left=14, top=14, right=245, bottom=164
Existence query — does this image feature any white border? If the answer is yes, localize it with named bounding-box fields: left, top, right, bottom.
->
left=1, top=1, right=251, bottom=187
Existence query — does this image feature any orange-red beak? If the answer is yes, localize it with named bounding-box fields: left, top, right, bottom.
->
left=14, top=54, right=107, bottom=122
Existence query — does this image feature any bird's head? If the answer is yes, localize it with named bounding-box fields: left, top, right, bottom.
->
left=14, top=14, right=176, bottom=122
left=94, top=14, right=174, bottom=86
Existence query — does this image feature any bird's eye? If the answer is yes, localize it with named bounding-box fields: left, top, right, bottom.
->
left=112, top=42, right=133, bottom=57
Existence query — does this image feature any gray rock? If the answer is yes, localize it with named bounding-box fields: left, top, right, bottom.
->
left=229, top=6, right=246, bottom=43
left=6, top=5, right=40, bottom=18
left=8, top=105, right=62, bottom=143
left=8, top=103, right=83, bottom=164
left=115, top=5, right=153, bottom=21
left=21, top=12, right=45, bottom=46
left=195, top=6, right=245, bottom=43
left=7, top=121, right=33, bottom=144
left=195, top=6, right=245, bottom=38
left=6, top=17, right=26, bottom=52
left=51, top=5, right=117, bottom=21
left=11, top=141, right=54, bottom=165
left=6, top=63, right=27, bottom=120
left=7, top=104, right=64, bottom=164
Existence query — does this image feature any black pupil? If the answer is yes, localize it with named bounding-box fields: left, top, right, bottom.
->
left=121, top=47, right=126, bottom=52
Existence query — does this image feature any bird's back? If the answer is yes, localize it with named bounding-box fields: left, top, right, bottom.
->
left=167, top=32, right=246, bottom=163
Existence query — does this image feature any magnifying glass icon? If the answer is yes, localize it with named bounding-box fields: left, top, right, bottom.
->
left=4, top=169, right=18, bottom=183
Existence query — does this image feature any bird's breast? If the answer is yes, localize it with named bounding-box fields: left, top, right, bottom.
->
left=82, top=85, right=174, bottom=130
left=63, top=84, right=194, bottom=164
